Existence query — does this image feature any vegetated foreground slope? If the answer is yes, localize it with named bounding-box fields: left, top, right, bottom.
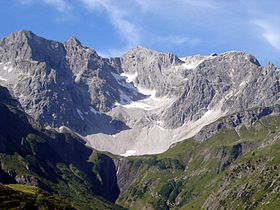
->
left=0, top=85, right=125, bottom=210
left=116, top=113, right=280, bottom=210
left=0, top=184, right=76, bottom=209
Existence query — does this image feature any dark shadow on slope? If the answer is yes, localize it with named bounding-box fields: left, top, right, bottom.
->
left=0, top=101, right=121, bottom=203
left=80, top=112, right=131, bottom=136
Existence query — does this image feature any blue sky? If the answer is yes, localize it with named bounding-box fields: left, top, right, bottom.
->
left=0, top=0, right=280, bottom=66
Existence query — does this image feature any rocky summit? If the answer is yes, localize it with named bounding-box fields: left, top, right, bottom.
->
left=0, top=30, right=279, bottom=156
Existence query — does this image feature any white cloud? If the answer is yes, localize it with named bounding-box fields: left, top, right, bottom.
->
left=18, top=0, right=71, bottom=12
left=157, top=35, right=201, bottom=46
left=82, top=0, right=140, bottom=46
left=252, top=18, right=280, bottom=50
left=135, top=0, right=218, bottom=14
left=43, top=0, right=71, bottom=12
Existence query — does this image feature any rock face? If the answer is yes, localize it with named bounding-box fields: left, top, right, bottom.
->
left=0, top=30, right=279, bottom=155
left=0, top=87, right=121, bottom=204
left=194, top=105, right=280, bottom=142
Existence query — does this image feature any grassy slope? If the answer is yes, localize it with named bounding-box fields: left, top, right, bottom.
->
left=0, top=184, right=75, bottom=210
left=117, top=115, right=280, bottom=210
left=0, top=102, right=125, bottom=210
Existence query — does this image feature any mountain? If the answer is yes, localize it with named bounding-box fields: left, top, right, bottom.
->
left=0, top=82, right=279, bottom=209
left=115, top=107, right=280, bottom=209
left=0, top=30, right=280, bottom=209
left=1, top=30, right=279, bottom=156
left=0, top=85, right=124, bottom=209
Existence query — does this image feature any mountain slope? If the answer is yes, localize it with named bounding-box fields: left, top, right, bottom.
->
left=0, top=85, right=124, bottom=210
left=1, top=30, right=279, bottom=155
left=0, top=184, right=75, bottom=209
left=115, top=111, right=280, bottom=209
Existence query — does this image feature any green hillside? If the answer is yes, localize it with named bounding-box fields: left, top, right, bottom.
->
left=0, top=86, right=125, bottom=210
left=0, top=184, right=75, bottom=209
left=117, top=115, right=280, bottom=210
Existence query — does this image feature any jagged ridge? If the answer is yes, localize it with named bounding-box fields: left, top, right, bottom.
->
left=0, top=30, right=279, bottom=155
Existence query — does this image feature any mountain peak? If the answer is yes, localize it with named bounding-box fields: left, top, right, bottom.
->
left=66, top=36, right=82, bottom=46
left=2, top=30, right=36, bottom=42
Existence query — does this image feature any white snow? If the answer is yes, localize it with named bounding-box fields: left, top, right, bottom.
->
left=181, top=62, right=202, bottom=69
left=58, top=126, right=68, bottom=133
left=4, top=66, right=13, bottom=72
left=123, top=95, right=173, bottom=111
left=137, top=87, right=156, bottom=97
left=180, top=56, right=205, bottom=70
left=123, top=101, right=155, bottom=110
left=111, top=72, right=138, bottom=92
left=120, top=150, right=136, bottom=157
left=0, top=76, right=7, bottom=81
left=156, top=121, right=165, bottom=131
left=90, top=107, right=101, bottom=115
left=112, top=71, right=173, bottom=110
left=76, top=109, right=84, bottom=120
left=120, top=72, right=138, bottom=83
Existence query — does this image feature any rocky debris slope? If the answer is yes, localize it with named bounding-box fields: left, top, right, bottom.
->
left=194, top=105, right=280, bottom=141
left=0, top=30, right=279, bottom=155
left=87, top=47, right=280, bottom=155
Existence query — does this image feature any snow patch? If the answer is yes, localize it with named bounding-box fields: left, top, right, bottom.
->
left=120, top=150, right=136, bottom=157
left=58, top=126, right=69, bottom=133
left=156, top=121, right=165, bottom=131
left=179, top=57, right=186, bottom=61
left=0, top=76, right=7, bottom=81
left=123, top=101, right=155, bottom=110
left=180, top=56, right=205, bottom=70
left=123, top=95, right=173, bottom=111
left=4, top=66, right=13, bottom=72
left=120, top=72, right=138, bottom=83
left=137, top=87, right=156, bottom=97
left=111, top=72, right=138, bottom=92
left=76, top=109, right=84, bottom=120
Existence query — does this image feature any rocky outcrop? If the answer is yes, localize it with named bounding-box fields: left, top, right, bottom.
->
left=0, top=30, right=279, bottom=155
left=194, top=105, right=280, bottom=142
left=0, top=89, right=121, bottom=203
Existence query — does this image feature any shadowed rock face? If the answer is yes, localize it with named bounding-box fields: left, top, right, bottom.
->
left=0, top=86, right=121, bottom=203
left=0, top=30, right=279, bottom=155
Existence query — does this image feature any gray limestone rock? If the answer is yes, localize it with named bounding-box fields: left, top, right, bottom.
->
left=0, top=30, right=279, bottom=155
